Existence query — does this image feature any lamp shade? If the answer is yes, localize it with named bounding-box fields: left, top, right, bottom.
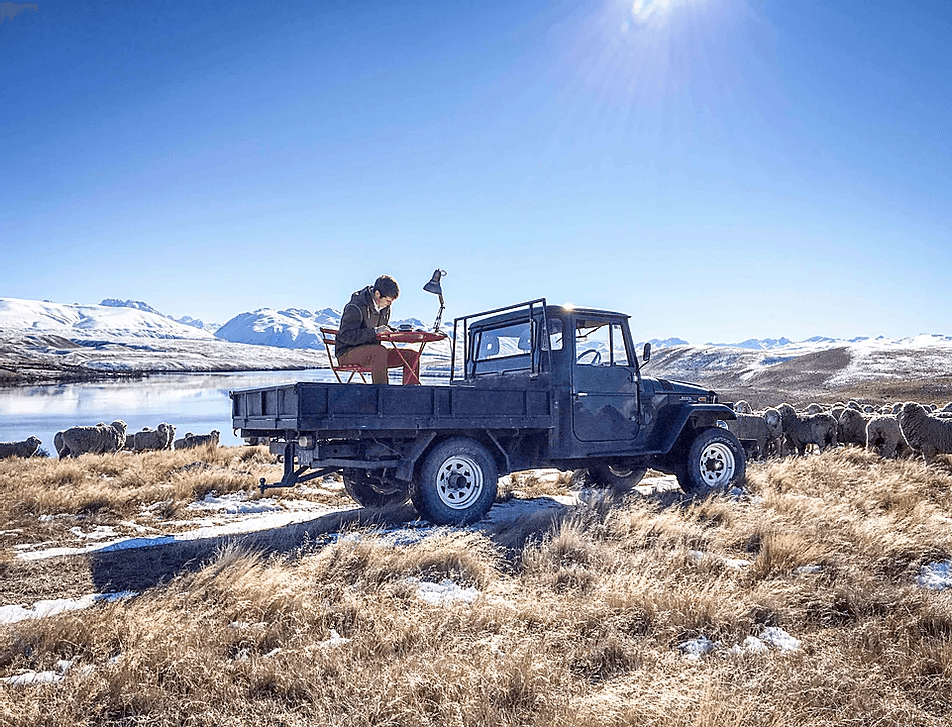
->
left=423, top=269, right=445, bottom=296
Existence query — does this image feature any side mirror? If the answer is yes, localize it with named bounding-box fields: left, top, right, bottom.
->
left=642, top=342, right=651, bottom=363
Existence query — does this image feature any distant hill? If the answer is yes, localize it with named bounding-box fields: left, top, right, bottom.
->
left=643, top=336, right=952, bottom=407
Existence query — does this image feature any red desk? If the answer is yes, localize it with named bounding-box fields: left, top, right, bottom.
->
left=376, top=329, right=447, bottom=385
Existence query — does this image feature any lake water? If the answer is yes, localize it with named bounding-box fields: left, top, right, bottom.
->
left=0, top=369, right=447, bottom=454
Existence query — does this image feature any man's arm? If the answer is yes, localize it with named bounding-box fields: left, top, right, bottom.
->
left=336, top=302, right=379, bottom=348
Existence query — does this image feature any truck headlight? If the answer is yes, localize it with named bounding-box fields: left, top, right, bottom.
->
left=298, top=435, right=315, bottom=449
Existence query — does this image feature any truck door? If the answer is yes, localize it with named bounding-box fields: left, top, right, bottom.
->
left=571, top=319, right=641, bottom=442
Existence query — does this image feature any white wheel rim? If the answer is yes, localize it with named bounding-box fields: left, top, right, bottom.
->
left=699, top=442, right=735, bottom=487
left=436, top=455, right=484, bottom=510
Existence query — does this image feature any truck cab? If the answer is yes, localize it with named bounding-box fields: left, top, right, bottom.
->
left=455, top=300, right=732, bottom=475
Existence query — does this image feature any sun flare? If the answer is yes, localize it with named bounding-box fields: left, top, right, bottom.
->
left=629, top=0, right=679, bottom=24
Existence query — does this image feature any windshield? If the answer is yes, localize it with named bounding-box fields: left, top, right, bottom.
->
left=575, top=320, right=630, bottom=367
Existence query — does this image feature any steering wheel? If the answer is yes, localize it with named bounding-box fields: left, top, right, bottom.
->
left=577, top=348, right=602, bottom=365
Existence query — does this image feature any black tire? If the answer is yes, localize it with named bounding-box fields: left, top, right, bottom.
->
left=342, top=469, right=409, bottom=508
left=588, top=464, right=647, bottom=492
left=411, top=438, right=498, bottom=525
left=677, top=428, right=746, bottom=495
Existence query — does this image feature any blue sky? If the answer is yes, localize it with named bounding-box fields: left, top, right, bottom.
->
left=2, top=0, right=950, bottom=343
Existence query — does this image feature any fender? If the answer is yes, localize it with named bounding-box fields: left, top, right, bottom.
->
left=653, top=404, right=737, bottom=455
left=395, top=431, right=437, bottom=482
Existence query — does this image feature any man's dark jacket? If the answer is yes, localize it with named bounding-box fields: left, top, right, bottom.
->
left=335, top=286, right=390, bottom=360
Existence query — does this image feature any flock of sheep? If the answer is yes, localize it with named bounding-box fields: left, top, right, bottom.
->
left=726, top=399, right=952, bottom=465
left=0, top=422, right=221, bottom=459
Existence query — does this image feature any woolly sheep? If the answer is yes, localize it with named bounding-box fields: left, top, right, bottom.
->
left=805, top=403, right=825, bottom=415
left=837, top=408, right=875, bottom=448
left=777, top=403, right=837, bottom=456
left=174, top=429, right=220, bottom=450
left=726, top=409, right=784, bottom=461
left=128, top=423, right=176, bottom=452
left=55, top=420, right=127, bottom=458
left=898, top=402, right=952, bottom=465
left=942, top=402, right=952, bottom=413
left=725, top=413, right=767, bottom=460
left=866, top=415, right=906, bottom=459
left=0, top=436, right=42, bottom=459
left=733, top=400, right=753, bottom=415
left=762, top=407, right=784, bottom=457
left=892, top=402, right=904, bottom=415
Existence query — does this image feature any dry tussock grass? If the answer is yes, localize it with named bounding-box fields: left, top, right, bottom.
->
left=0, top=445, right=281, bottom=542
left=0, top=449, right=951, bottom=725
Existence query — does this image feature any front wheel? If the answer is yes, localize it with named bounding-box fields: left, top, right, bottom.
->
left=677, top=428, right=746, bottom=495
left=412, top=438, right=498, bottom=525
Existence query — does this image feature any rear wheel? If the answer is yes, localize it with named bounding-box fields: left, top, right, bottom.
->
left=588, top=464, right=647, bottom=493
left=412, top=438, right=498, bottom=525
left=677, top=428, right=746, bottom=495
left=342, top=469, right=409, bottom=508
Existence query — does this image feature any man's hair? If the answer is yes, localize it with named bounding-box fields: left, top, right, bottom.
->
left=373, top=274, right=400, bottom=299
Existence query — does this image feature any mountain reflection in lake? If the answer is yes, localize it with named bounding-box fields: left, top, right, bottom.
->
left=0, top=369, right=446, bottom=455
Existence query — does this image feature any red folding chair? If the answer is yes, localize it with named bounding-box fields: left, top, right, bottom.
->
left=320, top=327, right=371, bottom=383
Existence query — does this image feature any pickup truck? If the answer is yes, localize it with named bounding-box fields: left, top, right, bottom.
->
left=230, top=298, right=745, bottom=525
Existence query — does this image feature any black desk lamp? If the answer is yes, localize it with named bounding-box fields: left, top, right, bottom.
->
left=423, top=269, right=446, bottom=332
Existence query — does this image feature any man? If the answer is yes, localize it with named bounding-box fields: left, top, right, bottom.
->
left=335, top=274, right=421, bottom=385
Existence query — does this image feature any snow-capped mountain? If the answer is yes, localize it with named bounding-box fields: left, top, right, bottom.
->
left=0, top=298, right=213, bottom=340
left=4, top=295, right=950, bottom=371
left=215, top=308, right=342, bottom=349
left=215, top=308, right=450, bottom=351
left=100, top=299, right=220, bottom=334
left=644, top=337, right=691, bottom=349
left=698, top=334, right=952, bottom=350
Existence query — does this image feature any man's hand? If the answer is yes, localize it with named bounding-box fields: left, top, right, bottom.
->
left=375, top=325, right=393, bottom=334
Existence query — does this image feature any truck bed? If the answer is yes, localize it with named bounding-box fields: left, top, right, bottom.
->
left=230, top=382, right=554, bottom=437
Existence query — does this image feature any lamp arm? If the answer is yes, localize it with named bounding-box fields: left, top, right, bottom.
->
left=432, top=294, right=445, bottom=333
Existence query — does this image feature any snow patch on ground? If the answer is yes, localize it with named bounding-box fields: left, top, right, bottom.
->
left=917, top=561, right=952, bottom=590
left=16, top=495, right=357, bottom=562
left=0, top=591, right=137, bottom=625
left=680, top=627, right=801, bottom=660
left=186, top=492, right=285, bottom=515
left=411, top=578, right=481, bottom=607
left=689, top=550, right=753, bottom=570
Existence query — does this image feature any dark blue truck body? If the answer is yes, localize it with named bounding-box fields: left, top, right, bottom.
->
left=230, top=299, right=745, bottom=524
